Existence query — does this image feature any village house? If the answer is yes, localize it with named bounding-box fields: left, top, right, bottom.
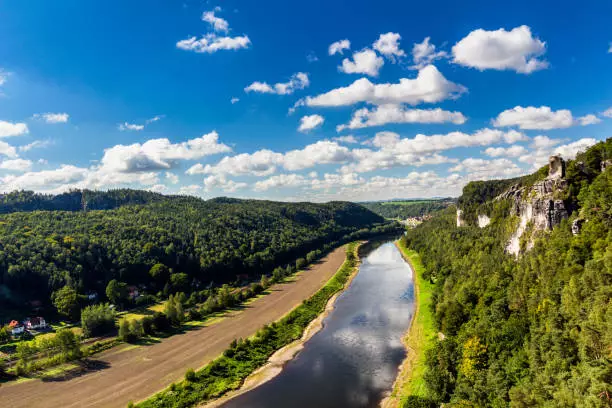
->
left=24, top=317, right=47, bottom=330
left=9, top=320, right=24, bottom=335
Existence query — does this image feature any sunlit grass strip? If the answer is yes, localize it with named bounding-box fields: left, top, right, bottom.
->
left=134, top=242, right=360, bottom=408
left=395, top=240, right=436, bottom=401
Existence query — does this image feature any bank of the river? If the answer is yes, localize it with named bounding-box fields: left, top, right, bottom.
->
left=204, top=242, right=364, bottom=408
left=382, top=240, right=436, bottom=408
left=135, top=242, right=362, bottom=408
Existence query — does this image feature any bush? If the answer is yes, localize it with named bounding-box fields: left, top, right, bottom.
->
left=151, top=312, right=171, bottom=332
left=81, top=303, right=117, bottom=337
left=185, top=368, right=196, bottom=382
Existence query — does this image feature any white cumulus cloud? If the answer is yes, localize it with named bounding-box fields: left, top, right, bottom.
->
left=0, top=158, right=32, bottom=172
left=176, top=34, right=251, bottom=53
left=300, top=65, right=466, bottom=108
left=493, top=106, right=573, bottom=130
left=577, top=114, right=602, bottom=126
left=202, top=10, right=229, bottom=32
left=452, top=25, right=548, bottom=74
left=118, top=122, right=145, bottom=131
left=411, top=37, right=448, bottom=69
left=0, top=120, right=29, bottom=138
left=483, top=145, right=528, bottom=158
left=329, top=39, right=351, bottom=55
left=339, top=49, right=384, bottom=77
left=33, top=113, right=69, bottom=124
left=373, top=32, right=406, bottom=61
left=245, top=72, right=309, bottom=95
left=298, top=114, right=325, bottom=133
left=337, top=104, right=466, bottom=131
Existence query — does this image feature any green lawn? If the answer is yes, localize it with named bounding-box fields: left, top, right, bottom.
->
left=396, top=241, right=436, bottom=401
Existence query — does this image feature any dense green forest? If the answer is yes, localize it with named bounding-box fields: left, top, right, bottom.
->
left=361, top=199, right=454, bottom=219
left=0, top=194, right=395, bottom=320
left=402, top=139, right=611, bottom=407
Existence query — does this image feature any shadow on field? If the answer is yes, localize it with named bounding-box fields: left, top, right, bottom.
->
left=40, top=359, right=111, bottom=382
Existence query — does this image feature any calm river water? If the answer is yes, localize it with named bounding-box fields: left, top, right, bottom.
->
left=221, top=241, right=415, bottom=408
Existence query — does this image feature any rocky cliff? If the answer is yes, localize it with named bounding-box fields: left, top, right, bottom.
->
left=498, top=156, right=569, bottom=255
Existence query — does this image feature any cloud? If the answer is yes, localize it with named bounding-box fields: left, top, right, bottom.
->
left=333, top=135, right=359, bottom=144
left=298, top=114, right=324, bottom=133
left=329, top=39, right=351, bottom=55
left=373, top=32, right=406, bottom=61
left=411, top=37, right=448, bottom=69
left=0, top=141, right=18, bottom=158
left=520, top=137, right=598, bottom=169
left=602, top=107, right=612, bottom=118
left=100, top=131, right=231, bottom=174
left=0, top=120, right=29, bottom=138
left=230, top=97, right=240, bottom=104
left=0, top=158, right=32, bottom=172
left=300, top=65, right=466, bottom=108
left=191, top=141, right=353, bottom=177
left=176, top=34, right=251, bottom=53
left=254, top=173, right=310, bottom=191
left=306, top=52, right=319, bottom=62
left=340, top=128, right=525, bottom=174
left=609, top=42, right=612, bottom=53
left=118, top=122, right=145, bottom=131
left=204, top=174, right=247, bottom=192
left=0, top=70, right=8, bottom=86
left=187, top=149, right=283, bottom=177
left=553, top=138, right=598, bottom=159
left=1, top=165, right=89, bottom=193
left=178, top=184, right=202, bottom=195
left=202, top=10, right=229, bottom=32
left=452, top=25, right=548, bottom=74
left=450, top=158, right=523, bottom=179
left=245, top=72, right=309, bottom=95
left=337, top=104, right=466, bottom=131
left=146, top=115, right=164, bottom=124
left=339, top=49, right=384, bottom=77
left=577, top=114, right=602, bottom=126
left=483, top=145, right=528, bottom=157
left=493, top=106, right=573, bottom=130
left=33, top=113, right=69, bottom=124
left=165, top=172, right=179, bottom=184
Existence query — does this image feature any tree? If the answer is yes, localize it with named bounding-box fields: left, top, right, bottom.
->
left=55, top=329, right=82, bottom=360
left=0, top=326, right=11, bottom=343
left=106, top=279, right=128, bottom=308
left=170, top=273, right=189, bottom=293
left=81, top=303, right=116, bottom=337
left=296, top=258, right=307, bottom=270
left=119, top=319, right=131, bottom=342
left=149, top=263, right=169, bottom=282
left=52, top=286, right=79, bottom=320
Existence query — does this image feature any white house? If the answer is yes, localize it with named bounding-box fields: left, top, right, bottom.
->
left=24, top=317, right=47, bottom=330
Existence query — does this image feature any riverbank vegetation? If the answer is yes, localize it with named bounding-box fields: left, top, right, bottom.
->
left=394, top=241, right=436, bottom=407
left=400, top=140, right=611, bottom=407
left=133, top=242, right=361, bottom=408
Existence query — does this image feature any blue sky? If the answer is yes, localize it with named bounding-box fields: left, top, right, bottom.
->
left=0, top=0, right=611, bottom=201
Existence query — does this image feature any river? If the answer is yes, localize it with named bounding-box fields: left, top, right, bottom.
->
left=220, top=241, right=415, bottom=408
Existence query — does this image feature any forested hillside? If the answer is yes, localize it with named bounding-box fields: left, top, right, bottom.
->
left=402, top=139, right=611, bottom=407
left=0, top=189, right=166, bottom=214
left=0, top=194, right=393, bottom=318
left=361, top=199, right=454, bottom=219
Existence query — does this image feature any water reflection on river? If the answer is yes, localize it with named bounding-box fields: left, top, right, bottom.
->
left=221, top=241, right=415, bottom=408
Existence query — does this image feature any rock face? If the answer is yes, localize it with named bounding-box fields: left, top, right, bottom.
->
left=477, top=214, right=491, bottom=228
left=500, top=155, right=569, bottom=256
left=457, top=209, right=465, bottom=227
left=572, top=218, right=585, bottom=235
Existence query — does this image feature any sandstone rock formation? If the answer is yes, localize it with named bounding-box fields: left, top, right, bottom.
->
left=500, top=155, right=569, bottom=256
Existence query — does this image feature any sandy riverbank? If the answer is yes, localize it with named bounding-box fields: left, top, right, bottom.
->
left=203, top=243, right=363, bottom=408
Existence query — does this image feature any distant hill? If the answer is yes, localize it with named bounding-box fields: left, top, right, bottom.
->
left=402, top=138, right=611, bottom=407
left=361, top=198, right=455, bottom=219
left=0, top=189, right=167, bottom=214
left=0, top=193, right=395, bottom=316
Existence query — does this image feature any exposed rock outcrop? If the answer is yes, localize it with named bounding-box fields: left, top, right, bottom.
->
left=477, top=214, right=491, bottom=228
left=456, top=209, right=465, bottom=227
left=572, top=218, right=585, bottom=235
left=499, top=156, right=569, bottom=256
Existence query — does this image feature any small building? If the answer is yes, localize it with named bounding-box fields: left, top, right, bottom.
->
left=24, top=317, right=47, bottom=330
left=86, top=291, right=99, bottom=301
left=127, top=286, right=140, bottom=299
left=11, top=324, right=24, bottom=336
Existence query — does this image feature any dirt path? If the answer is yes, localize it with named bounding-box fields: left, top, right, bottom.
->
left=0, top=246, right=347, bottom=408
